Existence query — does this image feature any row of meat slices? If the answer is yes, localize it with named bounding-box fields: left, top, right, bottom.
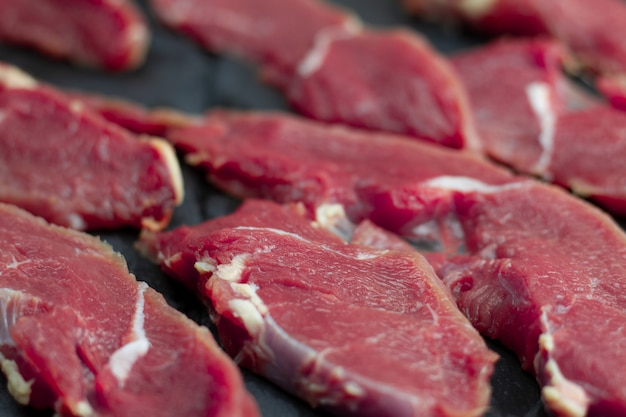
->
left=2, top=1, right=626, bottom=417
left=1, top=0, right=625, bottom=214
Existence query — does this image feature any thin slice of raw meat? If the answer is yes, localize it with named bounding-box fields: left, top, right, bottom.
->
left=548, top=106, right=626, bottom=215
left=0, top=0, right=149, bottom=71
left=426, top=178, right=626, bottom=417
left=0, top=63, right=183, bottom=231
left=452, top=39, right=626, bottom=215
left=149, top=0, right=479, bottom=149
left=138, top=199, right=497, bottom=417
left=0, top=202, right=259, bottom=417
left=286, top=29, right=480, bottom=149
left=402, top=0, right=626, bottom=78
left=162, top=109, right=516, bottom=241
left=150, top=0, right=357, bottom=88
left=451, top=38, right=565, bottom=173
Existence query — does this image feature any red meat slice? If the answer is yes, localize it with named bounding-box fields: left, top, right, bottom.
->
left=451, top=38, right=565, bottom=171
left=0, top=202, right=259, bottom=417
left=138, top=199, right=497, bottom=417
left=403, top=0, right=626, bottom=78
left=163, top=110, right=516, bottom=240
left=287, top=29, right=480, bottom=149
left=150, top=0, right=356, bottom=88
left=0, top=0, right=149, bottom=71
left=452, top=39, right=626, bottom=215
left=548, top=106, right=626, bottom=215
left=149, top=0, right=479, bottom=149
left=429, top=179, right=626, bottom=417
left=0, top=63, right=183, bottom=231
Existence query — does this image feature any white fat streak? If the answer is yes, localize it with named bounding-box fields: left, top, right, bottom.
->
left=147, top=137, right=185, bottom=205
left=0, top=288, right=29, bottom=346
left=459, top=0, right=498, bottom=18
left=108, top=282, right=151, bottom=387
left=214, top=254, right=249, bottom=282
left=0, top=352, right=33, bottom=406
left=297, top=20, right=361, bottom=78
left=315, top=203, right=355, bottom=242
left=527, top=82, right=556, bottom=179
left=424, top=176, right=525, bottom=194
left=538, top=310, right=590, bottom=417
left=67, top=213, right=87, bottom=231
left=0, top=64, right=37, bottom=89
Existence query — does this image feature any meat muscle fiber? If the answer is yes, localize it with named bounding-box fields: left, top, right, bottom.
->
left=452, top=39, right=626, bottom=215
left=0, top=202, right=259, bottom=417
left=157, top=109, right=626, bottom=416
left=0, top=0, right=149, bottom=71
left=0, top=63, right=183, bottom=231
left=402, top=0, right=626, bottom=79
left=149, top=0, right=480, bottom=149
left=138, top=199, right=497, bottom=417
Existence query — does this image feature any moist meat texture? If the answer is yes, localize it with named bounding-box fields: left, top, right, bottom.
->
left=0, top=202, right=259, bottom=417
left=0, top=63, right=183, bottom=231
left=139, top=199, right=497, bottom=417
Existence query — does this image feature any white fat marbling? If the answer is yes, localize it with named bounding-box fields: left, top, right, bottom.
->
left=0, top=64, right=37, bottom=89
left=214, top=253, right=249, bottom=282
left=298, top=20, right=360, bottom=77
left=108, top=283, right=151, bottom=387
left=537, top=310, right=589, bottom=417
left=424, top=176, right=524, bottom=194
left=315, top=203, right=355, bottom=242
left=527, top=82, right=556, bottom=178
left=459, top=0, right=498, bottom=18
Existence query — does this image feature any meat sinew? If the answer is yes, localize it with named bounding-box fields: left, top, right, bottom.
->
left=149, top=0, right=480, bottom=149
left=138, top=199, right=497, bottom=417
left=0, top=63, right=183, bottom=231
left=0, top=202, right=259, bottom=417
left=0, top=0, right=149, bottom=71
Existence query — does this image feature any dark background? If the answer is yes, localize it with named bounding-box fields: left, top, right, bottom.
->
left=0, top=0, right=622, bottom=416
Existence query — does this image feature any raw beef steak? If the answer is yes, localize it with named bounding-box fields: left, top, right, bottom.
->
left=452, top=39, right=626, bottom=215
left=428, top=179, right=626, bottom=417
left=0, top=63, right=183, bottom=231
left=286, top=29, right=479, bottom=149
left=402, top=0, right=626, bottom=79
left=138, top=199, right=497, bottom=417
left=149, top=0, right=479, bottom=149
left=0, top=0, right=149, bottom=71
left=0, top=202, right=259, bottom=417
left=162, top=110, right=516, bottom=240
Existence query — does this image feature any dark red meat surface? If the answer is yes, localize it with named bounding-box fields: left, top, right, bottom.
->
left=0, top=202, right=259, bottom=417
left=0, top=0, right=149, bottom=71
left=0, top=63, right=183, bottom=231
left=139, top=199, right=497, bottom=417
left=149, top=0, right=479, bottom=149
